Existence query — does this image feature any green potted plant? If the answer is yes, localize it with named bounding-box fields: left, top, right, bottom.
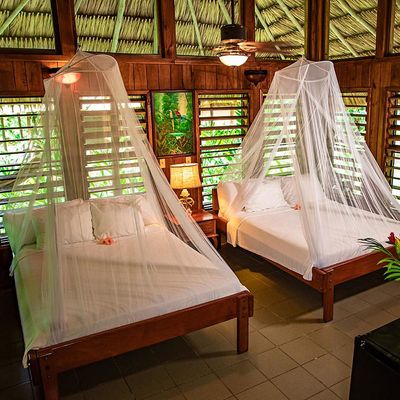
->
left=359, top=233, right=400, bottom=281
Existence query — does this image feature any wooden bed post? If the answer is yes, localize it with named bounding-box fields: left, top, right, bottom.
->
left=39, top=355, right=59, bottom=400
left=28, top=350, right=42, bottom=387
left=237, top=293, right=250, bottom=353
left=322, top=270, right=334, bottom=322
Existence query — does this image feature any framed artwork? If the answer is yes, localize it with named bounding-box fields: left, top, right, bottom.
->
left=152, top=91, right=194, bottom=157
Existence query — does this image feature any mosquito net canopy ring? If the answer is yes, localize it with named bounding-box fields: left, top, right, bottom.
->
left=221, top=58, right=400, bottom=278
left=4, top=51, right=244, bottom=366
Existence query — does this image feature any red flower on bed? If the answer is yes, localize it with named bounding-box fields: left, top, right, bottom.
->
left=99, top=235, right=115, bottom=245
left=388, top=232, right=396, bottom=245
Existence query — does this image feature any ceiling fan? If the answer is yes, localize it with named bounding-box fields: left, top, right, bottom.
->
left=213, top=0, right=292, bottom=66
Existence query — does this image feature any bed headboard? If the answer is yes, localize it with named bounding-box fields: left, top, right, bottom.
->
left=212, top=188, right=219, bottom=213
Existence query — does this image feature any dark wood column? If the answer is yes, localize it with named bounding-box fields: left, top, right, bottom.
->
left=376, top=0, right=395, bottom=58
left=157, top=0, right=176, bottom=60
left=241, top=0, right=255, bottom=42
left=52, top=0, right=77, bottom=56
left=305, top=0, right=330, bottom=60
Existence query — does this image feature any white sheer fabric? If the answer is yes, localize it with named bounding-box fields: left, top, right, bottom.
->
left=222, top=58, right=400, bottom=277
left=5, top=51, right=244, bottom=365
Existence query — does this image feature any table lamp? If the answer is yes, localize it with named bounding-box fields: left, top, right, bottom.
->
left=170, top=163, right=201, bottom=214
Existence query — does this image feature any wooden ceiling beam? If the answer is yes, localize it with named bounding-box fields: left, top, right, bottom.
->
left=336, top=0, right=375, bottom=36
left=186, top=0, right=204, bottom=56
left=52, top=0, right=77, bottom=56
left=0, top=0, right=30, bottom=35
left=376, top=0, right=395, bottom=57
left=275, top=0, right=304, bottom=37
left=255, top=6, right=285, bottom=60
left=111, top=0, right=126, bottom=53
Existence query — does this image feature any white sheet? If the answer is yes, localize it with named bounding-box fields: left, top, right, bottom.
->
left=227, top=203, right=400, bottom=279
left=14, top=225, right=246, bottom=366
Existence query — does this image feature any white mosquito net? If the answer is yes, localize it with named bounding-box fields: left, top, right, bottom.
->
left=4, top=51, right=243, bottom=365
left=221, top=58, right=400, bottom=279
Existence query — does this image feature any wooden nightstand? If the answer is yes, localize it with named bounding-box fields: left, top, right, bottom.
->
left=192, top=210, right=220, bottom=249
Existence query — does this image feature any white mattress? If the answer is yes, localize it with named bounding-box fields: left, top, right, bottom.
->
left=226, top=204, right=400, bottom=279
left=14, top=225, right=246, bottom=366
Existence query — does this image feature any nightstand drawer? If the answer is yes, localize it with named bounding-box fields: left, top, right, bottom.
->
left=198, top=220, right=216, bottom=235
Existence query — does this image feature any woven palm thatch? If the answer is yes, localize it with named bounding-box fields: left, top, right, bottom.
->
left=392, top=3, right=400, bottom=52
left=0, top=0, right=55, bottom=50
left=329, top=0, right=377, bottom=59
left=0, top=0, right=399, bottom=59
left=76, top=0, right=156, bottom=53
left=175, top=0, right=239, bottom=56
left=255, top=0, right=304, bottom=59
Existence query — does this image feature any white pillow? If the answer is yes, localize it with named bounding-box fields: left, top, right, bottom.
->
left=3, top=210, right=36, bottom=254
left=135, top=194, right=160, bottom=226
left=92, top=194, right=159, bottom=226
left=244, top=179, right=288, bottom=212
left=281, top=176, right=298, bottom=206
left=32, top=200, right=94, bottom=249
left=90, top=197, right=144, bottom=239
left=281, top=174, right=325, bottom=205
left=217, top=181, right=238, bottom=217
left=56, top=200, right=94, bottom=245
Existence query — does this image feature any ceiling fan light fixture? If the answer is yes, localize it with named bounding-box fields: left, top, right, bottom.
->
left=219, top=51, right=248, bottom=67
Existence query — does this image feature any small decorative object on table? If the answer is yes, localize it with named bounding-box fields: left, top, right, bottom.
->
left=359, top=232, right=400, bottom=281
left=170, top=163, right=201, bottom=214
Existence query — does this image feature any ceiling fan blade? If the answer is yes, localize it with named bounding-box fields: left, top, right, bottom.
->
left=238, top=41, right=294, bottom=54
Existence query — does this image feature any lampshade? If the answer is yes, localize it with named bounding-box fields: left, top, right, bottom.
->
left=219, top=54, right=248, bottom=67
left=55, top=72, right=81, bottom=85
left=170, top=163, right=201, bottom=190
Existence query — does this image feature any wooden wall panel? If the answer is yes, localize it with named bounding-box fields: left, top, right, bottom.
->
left=158, top=65, right=171, bottom=90
left=13, top=62, right=28, bottom=92
left=0, top=62, right=16, bottom=92
left=182, top=66, right=193, bottom=89
left=170, top=64, right=184, bottom=89
left=3, top=51, right=400, bottom=204
left=133, top=64, right=147, bottom=90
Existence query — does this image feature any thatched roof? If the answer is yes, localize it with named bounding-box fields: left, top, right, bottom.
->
left=329, top=0, right=377, bottom=59
left=0, top=0, right=397, bottom=59
left=0, top=0, right=55, bottom=50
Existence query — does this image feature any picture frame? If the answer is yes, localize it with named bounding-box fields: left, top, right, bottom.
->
left=152, top=90, right=195, bottom=157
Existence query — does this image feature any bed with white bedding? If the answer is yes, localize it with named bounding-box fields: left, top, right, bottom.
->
left=226, top=204, right=400, bottom=280
left=214, top=180, right=398, bottom=322
left=14, top=225, right=247, bottom=366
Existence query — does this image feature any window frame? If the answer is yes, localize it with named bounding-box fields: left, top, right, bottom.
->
left=384, top=87, right=400, bottom=200
left=0, top=96, right=45, bottom=241
left=196, top=89, right=250, bottom=209
left=341, top=87, right=371, bottom=144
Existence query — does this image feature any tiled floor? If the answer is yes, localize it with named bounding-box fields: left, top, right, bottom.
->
left=1, top=244, right=400, bottom=400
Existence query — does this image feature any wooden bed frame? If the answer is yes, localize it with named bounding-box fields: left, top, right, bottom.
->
left=212, top=188, right=393, bottom=323
left=27, top=290, right=253, bottom=400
